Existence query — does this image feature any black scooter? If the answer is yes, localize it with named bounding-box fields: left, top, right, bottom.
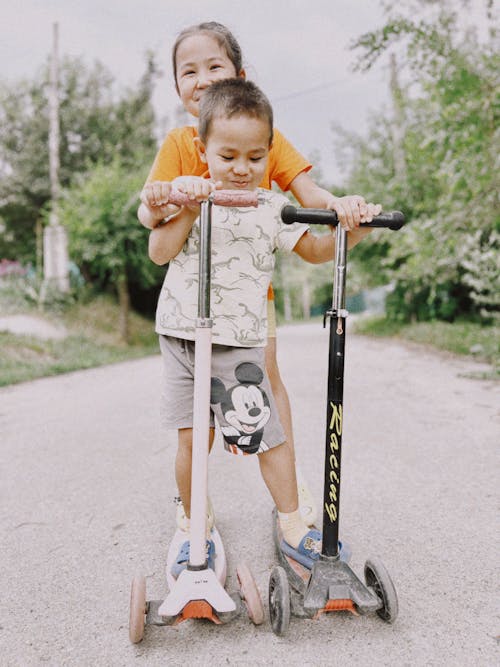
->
left=269, top=205, right=405, bottom=636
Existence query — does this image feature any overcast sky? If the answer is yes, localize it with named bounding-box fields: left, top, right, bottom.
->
left=0, top=0, right=493, bottom=185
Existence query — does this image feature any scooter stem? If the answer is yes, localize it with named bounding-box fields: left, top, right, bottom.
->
left=322, top=225, right=348, bottom=557
left=333, top=226, right=348, bottom=319
left=189, top=200, right=213, bottom=567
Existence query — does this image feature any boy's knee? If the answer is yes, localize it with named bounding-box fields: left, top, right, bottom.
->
left=258, top=439, right=288, bottom=462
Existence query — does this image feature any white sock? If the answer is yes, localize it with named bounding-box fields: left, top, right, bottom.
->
left=278, top=509, right=310, bottom=549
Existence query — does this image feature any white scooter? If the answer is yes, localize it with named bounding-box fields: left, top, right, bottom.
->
left=129, top=190, right=264, bottom=643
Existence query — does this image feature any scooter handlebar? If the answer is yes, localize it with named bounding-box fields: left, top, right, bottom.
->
left=281, top=205, right=405, bottom=230
left=167, top=189, right=259, bottom=208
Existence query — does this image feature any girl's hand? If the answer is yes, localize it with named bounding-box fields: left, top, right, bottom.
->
left=328, top=195, right=382, bottom=231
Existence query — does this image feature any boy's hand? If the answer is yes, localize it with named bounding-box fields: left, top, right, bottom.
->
left=328, top=195, right=382, bottom=231
left=140, top=180, right=172, bottom=207
left=140, top=181, right=177, bottom=222
left=173, top=176, right=222, bottom=205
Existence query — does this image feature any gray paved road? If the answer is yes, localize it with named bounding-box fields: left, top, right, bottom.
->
left=1, top=322, right=498, bottom=666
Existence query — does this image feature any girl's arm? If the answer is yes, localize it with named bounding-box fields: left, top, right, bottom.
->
left=289, top=171, right=381, bottom=231
left=292, top=226, right=372, bottom=264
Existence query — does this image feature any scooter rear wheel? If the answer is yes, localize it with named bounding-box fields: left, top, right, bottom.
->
left=236, top=561, right=264, bottom=625
left=129, top=575, right=147, bottom=643
left=268, top=565, right=290, bottom=636
left=364, top=557, right=398, bottom=623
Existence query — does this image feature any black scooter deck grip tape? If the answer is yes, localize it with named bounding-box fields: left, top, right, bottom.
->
left=167, top=189, right=258, bottom=208
left=281, top=204, right=405, bottom=230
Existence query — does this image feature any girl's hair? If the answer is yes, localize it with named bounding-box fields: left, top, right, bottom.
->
left=172, top=22, right=243, bottom=91
left=198, top=78, right=273, bottom=145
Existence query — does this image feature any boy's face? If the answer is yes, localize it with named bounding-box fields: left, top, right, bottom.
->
left=196, top=114, right=270, bottom=191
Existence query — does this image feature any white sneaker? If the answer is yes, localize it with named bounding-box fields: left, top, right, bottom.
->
left=174, top=496, right=215, bottom=532
left=296, top=470, right=317, bottom=527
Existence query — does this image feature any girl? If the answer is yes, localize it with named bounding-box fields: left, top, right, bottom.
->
left=138, top=21, right=380, bottom=533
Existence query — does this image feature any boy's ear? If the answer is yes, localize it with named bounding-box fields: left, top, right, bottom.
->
left=194, top=137, right=207, bottom=163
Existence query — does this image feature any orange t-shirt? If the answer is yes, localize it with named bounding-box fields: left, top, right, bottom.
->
left=146, top=126, right=312, bottom=191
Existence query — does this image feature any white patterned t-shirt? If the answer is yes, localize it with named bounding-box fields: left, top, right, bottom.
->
left=155, top=189, right=307, bottom=347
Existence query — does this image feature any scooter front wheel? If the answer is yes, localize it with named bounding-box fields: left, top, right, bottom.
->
left=268, top=565, right=290, bottom=636
left=236, top=561, right=264, bottom=625
left=129, top=575, right=147, bottom=643
left=364, top=557, right=398, bottom=623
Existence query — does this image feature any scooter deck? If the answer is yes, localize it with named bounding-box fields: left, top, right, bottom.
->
left=272, top=507, right=381, bottom=618
left=157, top=525, right=239, bottom=622
left=166, top=525, right=227, bottom=591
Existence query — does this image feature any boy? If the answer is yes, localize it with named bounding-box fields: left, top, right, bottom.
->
left=148, top=78, right=376, bottom=573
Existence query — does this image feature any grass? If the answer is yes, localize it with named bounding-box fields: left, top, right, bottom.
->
left=1, top=288, right=498, bottom=386
left=0, top=294, right=159, bottom=387
left=353, top=315, right=499, bottom=380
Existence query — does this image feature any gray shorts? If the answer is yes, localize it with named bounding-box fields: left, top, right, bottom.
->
left=159, top=335, right=285, bottom=455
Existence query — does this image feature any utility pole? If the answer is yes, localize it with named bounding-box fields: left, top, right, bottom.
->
left=43, top=22, right=69, bottom=292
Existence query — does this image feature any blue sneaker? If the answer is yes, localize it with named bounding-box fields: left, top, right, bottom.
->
left=281, top=530, right=351, bottom=569
left=171, top=539, right=216, bottom=578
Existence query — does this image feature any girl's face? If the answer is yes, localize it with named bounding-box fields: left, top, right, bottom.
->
left=175, top=34, right=242, bottom=118
left=196, top=114, right=270, bottom=191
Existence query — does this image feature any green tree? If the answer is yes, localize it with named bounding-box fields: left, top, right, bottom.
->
left=59, top=160, right=163, bottom=342
left=0, top=54, right=159, bottom=265
left=338, top=0, right=499, bottom=322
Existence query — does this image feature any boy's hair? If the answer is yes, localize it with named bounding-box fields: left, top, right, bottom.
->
left=198, top=78, right=274, bottom=145
left=172, top=22, right=243, bottom=92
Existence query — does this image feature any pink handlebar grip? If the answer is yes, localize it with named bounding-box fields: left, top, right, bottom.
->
left=212, top=190, right=259, bottom=207
left=167, top=188, right=259, bottom=208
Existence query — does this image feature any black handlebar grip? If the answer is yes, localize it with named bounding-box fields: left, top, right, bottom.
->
left=364, top=211, right=405, bottom=230
left=281, top=204, right=405, bottom=230
left=281, top=205, right=337, bottom=226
